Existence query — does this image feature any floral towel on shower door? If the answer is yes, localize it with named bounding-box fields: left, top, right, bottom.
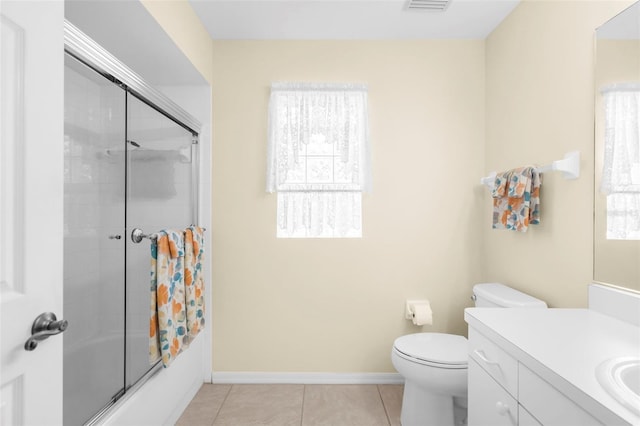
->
left=184, top=225, right=205, bottom=342
left=149, top=230, right=188, bottom=367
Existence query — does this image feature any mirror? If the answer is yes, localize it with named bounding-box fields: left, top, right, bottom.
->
left=594, top=1, right=640, bottom=291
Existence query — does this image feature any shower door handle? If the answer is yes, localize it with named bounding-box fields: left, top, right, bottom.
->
left=24, top=312, right=68, bottom=351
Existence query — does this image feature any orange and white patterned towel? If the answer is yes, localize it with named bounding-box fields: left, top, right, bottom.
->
left=492, top=166, right=541, bottom=232
left=184, top=225, right=205, bottom=343
left=149, top=230, right=188, bottom=367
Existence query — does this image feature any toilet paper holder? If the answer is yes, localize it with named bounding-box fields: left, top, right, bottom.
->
left=405, top=299, right=432, bottom=325
left=405, top=300, right=423, bottom=320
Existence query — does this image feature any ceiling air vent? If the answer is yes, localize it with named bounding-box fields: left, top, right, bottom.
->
left=405, top=0, right=452, bottom=12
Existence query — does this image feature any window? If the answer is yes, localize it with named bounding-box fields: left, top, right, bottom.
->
left=266, top=83, right=371, bottom=238
left=601, top=86, right=640, bottom=240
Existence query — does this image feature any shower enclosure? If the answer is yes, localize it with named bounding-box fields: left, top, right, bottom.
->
left=63, top=23, right=200, bottom=425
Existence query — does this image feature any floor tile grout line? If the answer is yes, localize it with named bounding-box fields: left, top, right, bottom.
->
left=376, top=384, right=392, bottom=426
left=300, top=384, right=306, bottom=426
left=210, top=384, right=233, bottom=426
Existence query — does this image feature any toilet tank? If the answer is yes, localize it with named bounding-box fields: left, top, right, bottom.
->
left=472, top=283, right=547, bottom=308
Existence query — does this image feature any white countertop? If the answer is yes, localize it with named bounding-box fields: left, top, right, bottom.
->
left=464, top=307, right=640, bottom=426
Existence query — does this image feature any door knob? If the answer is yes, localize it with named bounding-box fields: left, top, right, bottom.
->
left=495, top=401, right=510, bottom=416
left=24, top=312, right=68, bottom=351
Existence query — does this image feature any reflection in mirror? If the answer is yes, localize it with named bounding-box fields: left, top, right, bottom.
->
left=595, top=1, right=640, bottom=291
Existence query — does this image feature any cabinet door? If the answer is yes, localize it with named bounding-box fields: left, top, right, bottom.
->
left=468, top=358, right=517, bottom=426
left=519, top=364, right=601, bottom=426
left=519, top=405, right=542, bottom=426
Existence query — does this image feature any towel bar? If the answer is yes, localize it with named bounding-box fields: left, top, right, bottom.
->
left=480, top=150, right=580, bottom=190
left=536, top=150, right=580, bottom=180
left=131, top=227, right=207, bottom=244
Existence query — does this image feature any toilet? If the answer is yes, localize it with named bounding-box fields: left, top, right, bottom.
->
left=391, top=283, right=547, bottom=426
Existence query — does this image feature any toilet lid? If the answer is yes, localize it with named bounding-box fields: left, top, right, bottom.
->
left=393, top=333, right=468, bottom=366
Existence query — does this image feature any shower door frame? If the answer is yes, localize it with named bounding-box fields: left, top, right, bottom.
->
left=63, top=20, right=202, bottom=425
left=64, top=21, right=201, bottom=138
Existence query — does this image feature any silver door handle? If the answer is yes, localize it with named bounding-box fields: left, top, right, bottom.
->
left=24, top=312, right=68, bottom=351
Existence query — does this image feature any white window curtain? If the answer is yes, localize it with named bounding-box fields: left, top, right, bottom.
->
left=267, top=82, right=371, bottom=238
left=601, top=85, right=640, bottom=240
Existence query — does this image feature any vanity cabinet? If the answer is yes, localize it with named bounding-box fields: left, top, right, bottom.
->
left=468, top=327, right=600, bottom=426
left=468, top=357, right=517, bottom=425
left=465, top=290, right=640, bottom=426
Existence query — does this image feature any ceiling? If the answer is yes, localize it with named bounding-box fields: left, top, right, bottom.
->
left=189, top=0, right=520, bottom=40
left=596, top=1, right=639, bottom=40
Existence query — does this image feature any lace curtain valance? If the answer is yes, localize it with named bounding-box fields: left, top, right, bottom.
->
left=266, top=82, right=371, bottom=193
left=601, top=85, right=640, bottom=240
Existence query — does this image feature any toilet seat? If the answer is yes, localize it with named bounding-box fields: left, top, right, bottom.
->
left=393, top=333, right=468, bottom=369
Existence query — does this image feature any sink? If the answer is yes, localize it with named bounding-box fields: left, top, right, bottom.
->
left=596, top=357, right=640, bottom=416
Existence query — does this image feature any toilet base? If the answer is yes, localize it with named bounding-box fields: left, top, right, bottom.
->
left=400, top=381, right=465, bottom=426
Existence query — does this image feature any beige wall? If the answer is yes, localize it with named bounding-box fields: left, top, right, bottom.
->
left=141, top=0, right=213, bottom=84
left=483, top=0, right=632, bottom=308
left=211, top=41, right=485, bottom=372
left=150, top=0, right=637, bottom=373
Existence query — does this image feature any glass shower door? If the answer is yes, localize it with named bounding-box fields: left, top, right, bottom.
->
left=63, top=32, right=201, bottom=423
left=125, top=94, right=196, bottom=386
left=63, top=54, right=126, bottom=426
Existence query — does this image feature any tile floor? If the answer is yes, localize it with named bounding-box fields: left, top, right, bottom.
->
left=176, top=384, right=403, bottom=426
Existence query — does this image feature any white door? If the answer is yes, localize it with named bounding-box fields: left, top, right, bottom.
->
left=0, top=1, right=64, bottom=425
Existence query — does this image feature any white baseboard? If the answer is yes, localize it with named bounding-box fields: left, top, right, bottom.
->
left=210, top=371, right=404, bottom=385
